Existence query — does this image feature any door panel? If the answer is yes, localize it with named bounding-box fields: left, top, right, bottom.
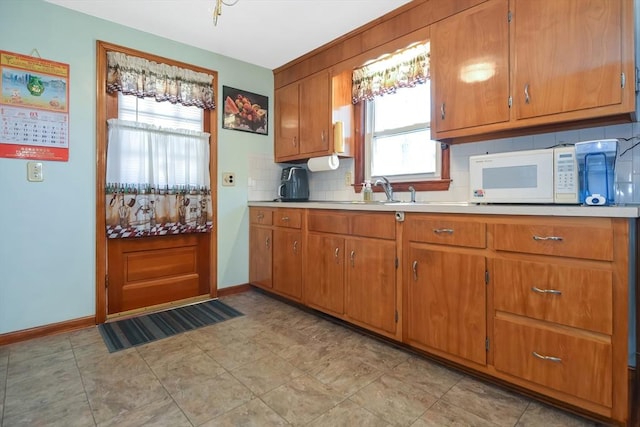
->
left=107, top=233, right=210, bottom=314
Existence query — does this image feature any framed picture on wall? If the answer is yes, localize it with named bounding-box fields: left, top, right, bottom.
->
left=222, top=86, right=268, bottom=135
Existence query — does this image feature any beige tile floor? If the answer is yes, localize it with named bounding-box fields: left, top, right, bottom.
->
left=0, top=290, right=609, bottom=426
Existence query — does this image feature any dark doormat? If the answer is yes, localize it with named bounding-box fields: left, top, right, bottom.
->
left=98, top=299, right=243, bottom=352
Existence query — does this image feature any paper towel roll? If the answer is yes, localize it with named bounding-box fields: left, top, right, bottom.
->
left=307, top=154, right=339, bottom=172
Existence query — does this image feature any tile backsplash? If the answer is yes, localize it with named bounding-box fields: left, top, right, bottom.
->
left=248, top=122, right=640, bottom=205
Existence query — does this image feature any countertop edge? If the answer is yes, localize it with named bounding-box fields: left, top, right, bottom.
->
left=247, top=201, right=640, bottom=218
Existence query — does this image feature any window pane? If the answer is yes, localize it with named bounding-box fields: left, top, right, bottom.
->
left=371, top=130, right=436, bottom=177
left=373, top=83, right=430, bottom=132
left=118, top=93, right=203, bottom=131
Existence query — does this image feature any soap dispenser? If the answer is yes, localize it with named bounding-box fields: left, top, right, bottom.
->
left=363, top=180, right=373, bottom=201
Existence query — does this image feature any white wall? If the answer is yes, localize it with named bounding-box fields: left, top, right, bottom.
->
left=0, top=0, right=273, bottom=334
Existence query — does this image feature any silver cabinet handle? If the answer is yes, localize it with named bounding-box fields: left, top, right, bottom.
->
left=321, top=130, right=326, bottom=143
left=350, top=250, right=355, bottom=267
left=256, top=213, right=264, bottom=221
left=265, top=237, right=270, bottom=249
left=281, top=216, right=289, bottom=222
left=524, top=83, right=530, bottom=104
left=433, top=228, right=454, bottom=234
left=293, top=240, right=298, bottom=254
left=532, top=235, right=563, bottom=241
left=531, top=286, right=562, bottom=295
left=334, top=247, right=340, bottom=263
left=440, top=103, right=446, bottom=120
left=412, top=260, right=418, bottom=281
left=532, top=351, right=561, bottom=363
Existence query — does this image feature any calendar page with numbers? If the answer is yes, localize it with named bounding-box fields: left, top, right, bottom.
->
left=0, top=50, right=69, bottom=161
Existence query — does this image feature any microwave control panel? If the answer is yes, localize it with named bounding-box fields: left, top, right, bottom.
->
left=554, top=146, right=579, bottom=203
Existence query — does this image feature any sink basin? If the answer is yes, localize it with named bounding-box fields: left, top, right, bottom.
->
left=386, top=201, right=471, bottom=206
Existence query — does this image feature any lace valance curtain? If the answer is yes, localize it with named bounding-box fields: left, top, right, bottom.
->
left=352, top=42, right=430, bottom=104
left=105, top=119, right=212, bottom=238
left=106, top=51, right=216, bottom=109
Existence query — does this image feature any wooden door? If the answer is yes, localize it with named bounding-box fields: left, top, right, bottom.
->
left=273, top=228, right=302, bottom=299
left=345, top=237, right=397, bottom=334
left=406, top=244, right=486, bottom=365
left=249, top=226, right=272, bottom=289
left=299, top=72, right=331, bottom=156
left=304, top=233, right=345, bottom=315
left=431, top=0, right=509, bottom=134
left=107, top=234, right=210, bottom=314
left=274, top=83, right=300, bottom=161
left=512, top=0, right=623, bottom=120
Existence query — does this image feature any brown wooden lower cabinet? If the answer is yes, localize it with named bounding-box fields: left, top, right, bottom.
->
left=249, top=206, right=635, bottom=425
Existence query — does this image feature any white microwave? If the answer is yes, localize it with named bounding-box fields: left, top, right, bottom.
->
left=469, top=147, right=579, bottom=204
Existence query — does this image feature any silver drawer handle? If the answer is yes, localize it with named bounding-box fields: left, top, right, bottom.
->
left=531, top=286, right=562, bottom=295
left=293, top=240, right=298, bottom=254
left=281, top=216, right=289, bottom=222
left=532, top=235, right=563, bottom=241
left=433, top=228, right=454, bottom=234
left=532, top=351, right=562, bottom=363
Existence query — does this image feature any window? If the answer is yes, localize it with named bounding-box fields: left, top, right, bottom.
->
left=365, top=82, right=440, bottom=182
left=118, top=92, right=203, bottom=131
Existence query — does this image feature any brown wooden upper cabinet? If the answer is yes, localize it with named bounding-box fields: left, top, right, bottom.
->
left=432, top=0, right=635, bottom=141
left=275, top=71, right=353, bottom=162
left=275, top=72, right=331, bottom=162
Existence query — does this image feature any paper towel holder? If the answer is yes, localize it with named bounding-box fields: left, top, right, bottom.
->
left=333, top=121, right=344, bottom=154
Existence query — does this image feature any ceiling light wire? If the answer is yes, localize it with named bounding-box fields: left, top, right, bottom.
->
left=213, top=0, right=240, bottom=25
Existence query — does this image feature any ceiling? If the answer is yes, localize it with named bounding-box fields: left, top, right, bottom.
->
left=44, top=0, right=414, bottom=70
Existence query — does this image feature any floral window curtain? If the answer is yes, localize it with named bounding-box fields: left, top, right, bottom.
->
left=352, top=42, right=430, bottom=104
left=105, top=119, right=212, bottom=238
left=106, top=51, right=215, bottom=109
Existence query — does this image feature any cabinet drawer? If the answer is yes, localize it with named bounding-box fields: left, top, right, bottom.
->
left=273, top=209, right=302, bottom=228
left=493, top=221, right=613, bottom=261
left=492, top=259, right=612, bottom=334
left=308, top=211, right=350, bottom=234
left=494, top=317, right=612, bottom=407
left=350, top=212, right=395, bottom=240
left=406, top=216, right=486, bottom=248
left=250, top=208, right=272, bottom=225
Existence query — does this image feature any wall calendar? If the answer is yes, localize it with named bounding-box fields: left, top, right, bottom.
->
left=0, top=50, right=69, bottom=161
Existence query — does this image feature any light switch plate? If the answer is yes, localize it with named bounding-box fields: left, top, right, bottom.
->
left=27, top=162, right=44, bottom=182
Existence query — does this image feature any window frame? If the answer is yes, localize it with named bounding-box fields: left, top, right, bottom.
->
left=353, top=101, right=451, bottom=194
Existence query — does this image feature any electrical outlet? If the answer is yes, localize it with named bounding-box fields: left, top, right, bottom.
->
left=27, top=161, right=44, bottom=182
left=222, top=172, right=235, bottom=186
left=345, top=171, right=352, bottom=186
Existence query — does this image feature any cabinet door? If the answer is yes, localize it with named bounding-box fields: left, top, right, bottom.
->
left=406, top=244, right=486, bottom=365
left=432, top=0, right=509, bottom=134
left=299, top=72, right=331, bottom=156
left=513, top=0, right=624, bottom=120
left=275, top=83, right=300, bottom=160
left=273, top=228, right=302, bottom=299
left=345, top=237, right=397, bottom=335
left=249, top=226, right=272, bottom=289
left=304, top=233, right=345, bottom=315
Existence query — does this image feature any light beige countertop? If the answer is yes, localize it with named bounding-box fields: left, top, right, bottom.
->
left=248, top=200, right=640, bottom=218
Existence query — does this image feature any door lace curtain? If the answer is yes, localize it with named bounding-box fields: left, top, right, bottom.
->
left=106, top=119, right=212, bottom=238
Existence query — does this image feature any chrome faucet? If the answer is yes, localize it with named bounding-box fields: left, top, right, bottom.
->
left=408, top=185, right=416, bottom=203
left=374, top=176, right=394, bottom=201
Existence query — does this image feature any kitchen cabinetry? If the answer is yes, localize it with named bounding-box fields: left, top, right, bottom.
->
left=489, top=216, right=627, bottom=418
left=305, top=210, right=398, bottom=337
left=404, top=214, right=488, bottom=366
left=272, top=209, right=303, bottom=300
left=274, top=72, right=331, bottom=162
left=249, top=208, right=273, bottom=289
left=431, top=0, right=510, bottom=133
left=432, top=0, right=635, bottom=140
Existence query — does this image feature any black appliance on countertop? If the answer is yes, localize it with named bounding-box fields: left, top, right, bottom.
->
left=278, top=166, right=309, bottom=201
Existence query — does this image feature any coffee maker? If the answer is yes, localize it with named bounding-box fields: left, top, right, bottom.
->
left=575, top=139, right=618, bottom=206
left=278, top=166, right=309, bottom=201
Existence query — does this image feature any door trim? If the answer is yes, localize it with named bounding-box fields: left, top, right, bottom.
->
left=95, top=40, right=218, bottom=323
